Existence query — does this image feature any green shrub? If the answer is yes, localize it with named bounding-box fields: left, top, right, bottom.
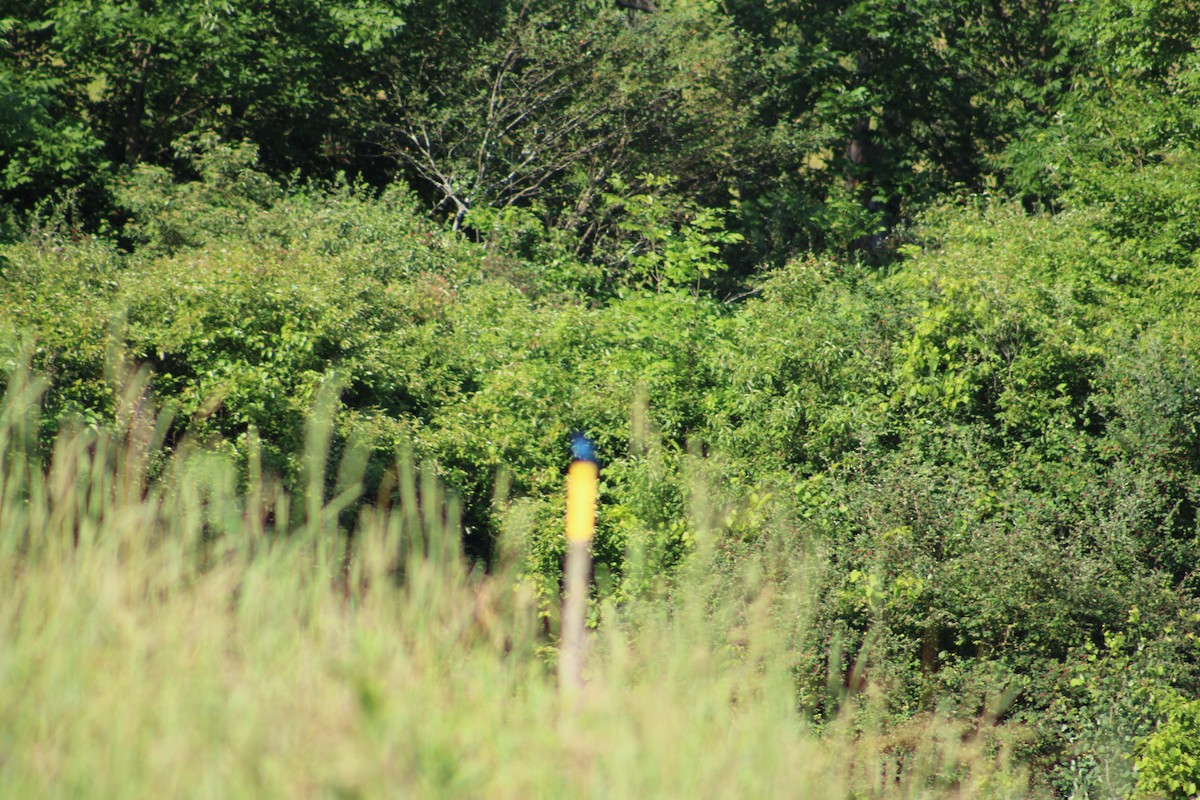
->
left=116, top=134, right=283, bottom=254
left=1135, top=688, right=1200, bottom=799
left=0, top=230, right=121, bottom=431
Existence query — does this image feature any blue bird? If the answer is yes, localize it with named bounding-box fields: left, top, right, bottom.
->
left=570, top=433, right=597, bottom=463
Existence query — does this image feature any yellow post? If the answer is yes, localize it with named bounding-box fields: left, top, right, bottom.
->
left=560, top=435, right=597, bottom=696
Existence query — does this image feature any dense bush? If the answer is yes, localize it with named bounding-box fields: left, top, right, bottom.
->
left=7, top=168, right=1200, bottom=794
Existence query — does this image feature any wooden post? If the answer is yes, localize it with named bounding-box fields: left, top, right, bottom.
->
left=560, top=435, right=597, bottom=697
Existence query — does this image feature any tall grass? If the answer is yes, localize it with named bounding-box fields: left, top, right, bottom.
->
left=0, top=361, right=1038, bottom=798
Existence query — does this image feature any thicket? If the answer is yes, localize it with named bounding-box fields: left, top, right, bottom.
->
left=1, top=363, right=1044, bottom=798
left=4, top=0, right=1200, bottom=796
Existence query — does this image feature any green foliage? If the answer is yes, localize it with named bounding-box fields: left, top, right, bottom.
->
left=0, top=220, right=121, bottom=431
left=1135, top=688, right=1200, bottom=799
left=600, top=173, right=742, bottom=292
left=722, top=0, right=1069, bottom=254
left=692, top=199, right=1200, bottom=784
left=0, top=360, right=1038, bottom=798
left=886, top=203, right=1113, bottom=435
left=462, top=204, right=603, bottom=297
left=116, top=134, right=283, bottom=253
left=706, top=255, right=890, bottom=474
left=386, top=0, right=636, bottom=225
left=1003, top=0, right=1200, bottom=210
left=0, top=0, right=408, bottom=222
left=8, top=3, right=1200, bottom=792
left=3, top=151, right=485, bottom=491
left=1043, top=612, right=1200, bottom=798
left=0, top=70, right=104, bottom=198
left=0, top=15, right=107, bottom=207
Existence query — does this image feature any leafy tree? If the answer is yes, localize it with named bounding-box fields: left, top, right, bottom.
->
left=384, top=1, right=631, bottom=228
left=381, top=0, right=758, bottom=258
left=0, top=14, right=106, bottom=214
left=1135, top=687, right=1200, bottom=799
left=0, top=0, right=408, bottom=221
left=599, top=173, right=742, bottom=293
left=1002, top=0, right=1200, bottom=206
left=720, top=0, right=1070, bottom=254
